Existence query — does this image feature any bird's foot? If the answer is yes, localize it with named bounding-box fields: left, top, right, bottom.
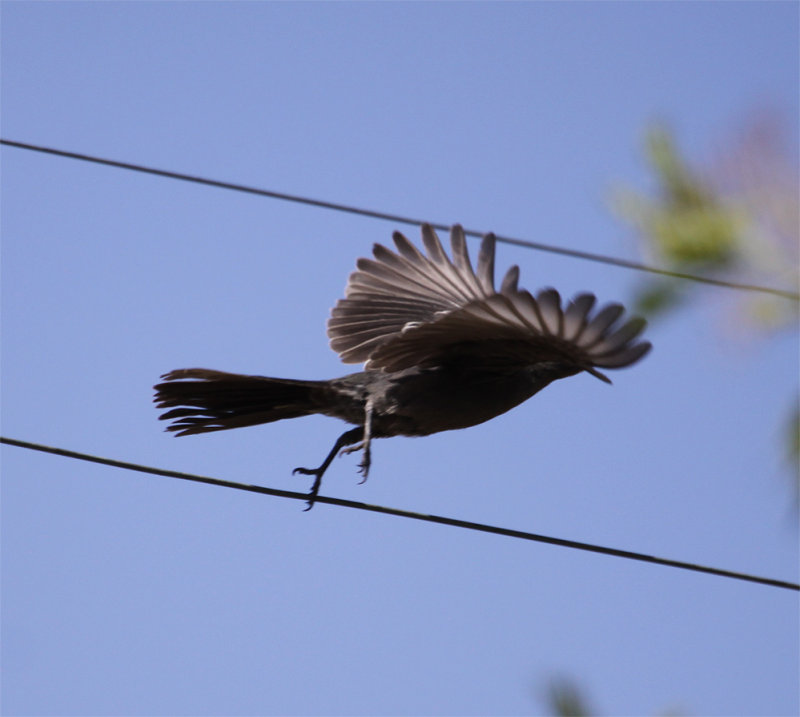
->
left=291, top=427, right=366, bottom=511
left=292, top=466, right=324, bottom=511
left=339, top=442, right=364, bottom=457
left=356, top=452, right=371, bottom=483
left=339, top=441, right=371, bottom=483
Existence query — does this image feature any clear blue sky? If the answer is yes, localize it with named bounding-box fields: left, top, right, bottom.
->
left=2, top=2, right=798, bottom=715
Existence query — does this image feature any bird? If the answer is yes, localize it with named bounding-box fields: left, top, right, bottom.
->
left=154, top=224, right=651, bottom=508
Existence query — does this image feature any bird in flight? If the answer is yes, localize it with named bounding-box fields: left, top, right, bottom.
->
left=154, top=224, right=651, bottom=508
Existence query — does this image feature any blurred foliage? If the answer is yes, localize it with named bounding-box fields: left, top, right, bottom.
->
left=615, top=127, right=742, bottom=272
left=612, top=117, right=798, bottom=326
left=610, top=114, right=799, bottom=499
left=547, top=677, right=592, bottom=717
left=543, top=676, right=686, bottom=716
left=788, top=405, right=800, bottom=508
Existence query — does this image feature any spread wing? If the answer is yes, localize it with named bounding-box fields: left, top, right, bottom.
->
left=327, top=224, right=651, bottom=380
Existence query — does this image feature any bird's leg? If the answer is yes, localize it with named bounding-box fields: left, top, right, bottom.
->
left=293, top=426, right=363, bottom=510
left=339, top=398, right=373, bottom=483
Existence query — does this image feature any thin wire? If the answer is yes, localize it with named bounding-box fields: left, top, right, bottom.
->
left=2, top=138, right=797, bottom=301
left=3, top=436, right=797, bottom=592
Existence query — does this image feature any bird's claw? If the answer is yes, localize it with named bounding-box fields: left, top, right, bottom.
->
left=339, top=443, right=363, bottom=457
left=356, top=456, right=371, bottom=483
left=292, top=466, right=323, bottom=510
left=339, top=442, right=371, bottom=484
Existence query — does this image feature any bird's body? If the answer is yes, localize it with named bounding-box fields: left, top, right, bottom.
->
left=155, top=224, right=651, bottom=506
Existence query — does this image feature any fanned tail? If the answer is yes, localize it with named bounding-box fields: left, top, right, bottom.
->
left=154, top=368, right=330, bottom=436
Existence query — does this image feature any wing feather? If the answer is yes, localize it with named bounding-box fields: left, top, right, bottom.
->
left=327, top=224, right=651, bottom=378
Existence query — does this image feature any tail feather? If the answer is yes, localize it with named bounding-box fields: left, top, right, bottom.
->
left=154, top=368, right=330, bottom=436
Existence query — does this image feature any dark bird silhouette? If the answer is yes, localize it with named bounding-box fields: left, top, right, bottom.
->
left=154, top=224, right=651, bottom=508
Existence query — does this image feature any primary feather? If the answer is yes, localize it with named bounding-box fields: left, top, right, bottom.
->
left=328, top=224, right=651, bottom=377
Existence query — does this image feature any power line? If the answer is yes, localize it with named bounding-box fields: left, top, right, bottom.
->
left=2, top=138, right=797, bottom=302
left=2, top=435, right=797, bottom=592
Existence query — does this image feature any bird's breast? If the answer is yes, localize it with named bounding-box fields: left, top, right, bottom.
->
left=372, top=365, right=553, bottom=436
